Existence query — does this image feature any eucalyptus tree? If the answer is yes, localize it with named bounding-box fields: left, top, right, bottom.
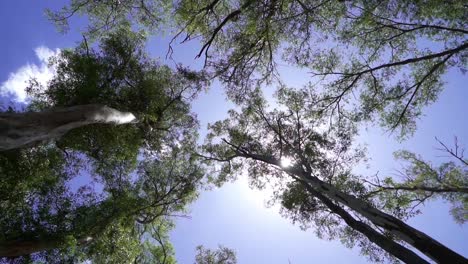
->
left=194, top=245, right=237, bottom=264
left=200, top=87, right=467, bottom=263
left=19, top=26, right=206, bottom=182
left=0, top=141, right=202, bottom=263
left=0, top=29, right=207, bottom=262
left=50, top=0, right=467, bottom=136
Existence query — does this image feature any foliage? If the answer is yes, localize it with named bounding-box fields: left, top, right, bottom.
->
left=200, top=87, right=466, bottom=263
left=201, top=87, right=392, bottom=262
left=50, top=0, right=467, bottom=137
left=173, top=0, right=467, bottom=138
left=4, top=1, right=466, bottom=262
left=25, top=26, right=206, bottom=189
left=367, top=139, right=468, bottom=224
left=0, top=29, right=206, bottom=262
left=0, top=139, right=202, bottom=263
left=194, top=245, right=237, bottom=264
left=47, top=0, right=172, bottom=40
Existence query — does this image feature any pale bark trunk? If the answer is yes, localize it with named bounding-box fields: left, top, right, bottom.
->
left=299, top=179, right=429, bottom=264
left=0, top=104, right=136, bottom=151
left=298, top=172, right=467, bottom=263
left=243, top=153, right=467, bottom=263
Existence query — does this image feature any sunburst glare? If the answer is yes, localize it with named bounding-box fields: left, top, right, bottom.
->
left=280, top=157, right=293, bottom=168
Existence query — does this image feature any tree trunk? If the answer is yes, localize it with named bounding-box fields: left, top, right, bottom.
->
left=242, top=153, right=468, bottom=263
left=0, top=237, right=93, bottom=257
left=298, top=169, right=468, bottom=263
left=299, top=179, right=429, bottom=264
left=0, top=104, right=136, bottom=151
left=0, top=239, right=62, bottom=257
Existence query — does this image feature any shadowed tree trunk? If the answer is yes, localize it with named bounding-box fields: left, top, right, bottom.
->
left=0, top=104, right=136, bottom=151
left=0, top=237, right=93, bottom=257
left=0, top=239, right=62, bottom=257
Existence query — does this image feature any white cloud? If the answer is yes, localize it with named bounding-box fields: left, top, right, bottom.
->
left=0, top=46, right=60, bottom=103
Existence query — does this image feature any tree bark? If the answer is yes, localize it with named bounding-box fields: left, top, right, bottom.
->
left=0, top=104, right=136, bottom=151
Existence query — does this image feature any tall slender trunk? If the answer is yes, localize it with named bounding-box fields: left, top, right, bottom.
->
left=0, top=104, right=136, bottom=151
left=0, top=238, right=62, bottom=257
left=298, top=179, right=429, bottom=264
left=298, top=171, right=467, bottom=263
left=243, top=153, right=468, bottom=263
left=0, top=237, right=93, bottom=257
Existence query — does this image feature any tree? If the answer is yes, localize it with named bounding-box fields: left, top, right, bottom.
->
left=20, top=26, right=206, bottom=186
left=0, top=29, right=207, bottom=262
left=201, top=87, right=467, bottom=263
left=50, top=0, right=467, bottom=137
left=194, top=245, right=237, bottom=264
left=0, top=141, right=202, bottom=262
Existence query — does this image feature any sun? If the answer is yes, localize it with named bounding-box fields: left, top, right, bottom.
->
left=280, top=157, right=293, bottom=168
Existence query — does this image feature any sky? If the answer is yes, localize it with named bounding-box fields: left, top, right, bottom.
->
left=0, top=1, right=467, bottom=263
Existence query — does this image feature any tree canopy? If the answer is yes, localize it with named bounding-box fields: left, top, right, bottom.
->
left=366, top=139, right=468, bottom=224
left=49, top=0, right=467, bottom=137
left=200, top=87, right=466, bottom=263
left=194, top=245, right=237, bottom=264
left=0, top=29, right=207, bottom=263
left=0, top=0, right=467, bottom=263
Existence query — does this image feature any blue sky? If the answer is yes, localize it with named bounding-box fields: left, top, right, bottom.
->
left=0, top=1, right=467, bottom=263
